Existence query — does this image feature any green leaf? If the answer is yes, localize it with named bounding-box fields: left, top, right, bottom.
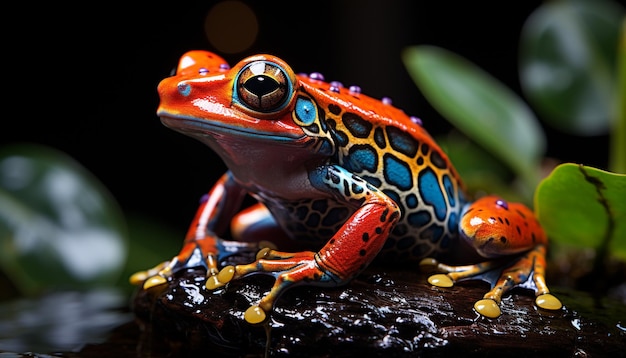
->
left=610, top=18, right=626, bottom=174
left=535, top=163, right=626, bottom=260
left=519, top=0, right=625, bottom=135
left=0, top=144, right=128, bottom=294
left=402, top=45, right=545, bottom=190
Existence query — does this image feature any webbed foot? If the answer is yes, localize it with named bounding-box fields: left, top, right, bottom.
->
left=420, top=245, right=562, bottom=318
left=213, top=247, right=342, bottom=324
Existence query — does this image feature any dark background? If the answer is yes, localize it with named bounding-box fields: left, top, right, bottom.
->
left=4, top=1, right=613, bottom=233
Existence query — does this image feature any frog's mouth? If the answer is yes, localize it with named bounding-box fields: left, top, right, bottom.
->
left=159, top=113, right=308, bottom=144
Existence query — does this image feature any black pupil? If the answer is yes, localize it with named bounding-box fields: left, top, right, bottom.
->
left=244, top=75, right=279, bottom=96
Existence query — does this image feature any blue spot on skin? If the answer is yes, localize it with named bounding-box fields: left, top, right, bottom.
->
left=347, top=145, right=378, bottom=173
left=405, top=193, right=418, bottom=209
left=421, top=224, right=444, bottom=243
left=178, top=83, right=191, bottom=96
left=443, top=174, right=455, bottom=207
left=383, top=154, right=413, bottom=190
left=448, top=212, right=458, bottom=234
left=407, top=210, right=431, bottom=228
left=295, top=96, right=317, bottom=125
left=418, top=168, right=447, bottom=221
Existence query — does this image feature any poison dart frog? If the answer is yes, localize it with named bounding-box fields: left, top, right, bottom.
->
left=131, top=50, right=562, bottom=324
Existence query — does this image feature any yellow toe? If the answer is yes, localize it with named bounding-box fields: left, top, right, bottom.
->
left=474, top=299, right=501, bottom=318
left=419, top=257, right=439, bottom=270
left=143, top=275, right=167, bottom=289
left=205, top=275, right=225, bottom=290
left=244, top=305, right=267, bottom=324
left=536, top=293, right=562, bottom=310
left=428, top=274, right=454, bottom=288
left=129, top=271, right=148, bottom=285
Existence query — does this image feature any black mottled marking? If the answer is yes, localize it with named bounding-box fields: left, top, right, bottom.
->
left=531, top=232, right=536, bottom=243
left=295, top=206, right=308, bottom=220
left=430, top=150, right=447, bottom=169
left=305, top=123, right=320, bottom=134
left=382, top=189, right=404, bottom=215
left=375, top=227, right=383, bottom=234
left=333, top=129, right=349, bottom=147
left=328, top=103, right=342, bottom=115
left=516, top=209, right=527, bottom=219
left=498, top=217, right=503, bottom=224
left=397, top=237, right=414, bottom=250
left=322, top=207, right=350, bottom=226
left=505, top=218, right=510, bottom=225
left=342, top=179, right=351, bottom=196
left=421, top=143, right=429, bottom=155
left=306, top=212, right=321, bottom=227
left=500, top=236, right=507, bottom=243
left=416, top=156, right=424, bottom=166
left=329, top=238, right=336, bottom=244
left=374, top=127, right=386, bottom=149
left=380, top=208, right=389, bottom=222
left=420, top=223, right=444, bottom=243
left=412, top=243, right=432, bottom=257
left=352, top=182, right=364, bottom=194
left=392, top=223, right=408, bottom=236
left=362, top=232, right=369, bottom=242
left=312, top=199, right=328, bottom=213
left=386, top=126, right=418, bottom=157
left=516, top=225, right=521, bottom=235
left=362, top=175, right=382, bottom=188
left=490, top=216, right=496, bottom=223
left=359, top=249, right=367, bottom=256
left=343, top=112, right=373, bottom=138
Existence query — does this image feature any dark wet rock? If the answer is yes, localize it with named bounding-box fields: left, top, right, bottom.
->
left=131, top=265, right=626, bottom=357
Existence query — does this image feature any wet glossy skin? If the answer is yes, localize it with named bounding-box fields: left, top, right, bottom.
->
left=131, top=51, right=562, bottom=323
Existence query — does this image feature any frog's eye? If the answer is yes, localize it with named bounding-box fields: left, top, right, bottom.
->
left=234, top=60, right=293, bottom=113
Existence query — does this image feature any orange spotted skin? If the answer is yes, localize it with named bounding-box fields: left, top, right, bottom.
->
left=460, top=196, right=547, bottom=258
left=131, top=50, right=561, bottom=322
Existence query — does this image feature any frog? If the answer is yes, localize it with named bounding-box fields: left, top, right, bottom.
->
left=130, top=50, right=562, bottom=324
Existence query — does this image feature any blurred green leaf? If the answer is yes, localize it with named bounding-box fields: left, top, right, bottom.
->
left=519, top=0, right=625, bottom=135
left=436, top=132, right=524, bottom=202
left=0, top=144, right=128, bottom=294
left=117, top=213, right=182, bottom=292
left=402, top=45, right=545, bottom=190
left=535, top=163, right=626, bottom=260
left=610, top=18, right=626, bottom=174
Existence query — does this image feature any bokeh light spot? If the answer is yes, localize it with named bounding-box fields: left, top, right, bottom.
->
left=205, top=1, right=258, bottom=54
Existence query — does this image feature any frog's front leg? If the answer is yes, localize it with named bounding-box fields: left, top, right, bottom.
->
left=421, top=195, right=562, bottom=318
left=130, top=171, right=250, bottom=289
left=215, top=165, right=401, bottom=324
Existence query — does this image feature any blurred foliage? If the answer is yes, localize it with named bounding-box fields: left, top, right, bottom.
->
left=403, top=0, right=626, bottom=270
left=0, top=144, right=182, bottom=300
left=0, top=144, right=128, bottom=298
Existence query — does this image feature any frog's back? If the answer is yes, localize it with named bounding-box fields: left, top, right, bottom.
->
left=296, top=74, right=467, bottom=260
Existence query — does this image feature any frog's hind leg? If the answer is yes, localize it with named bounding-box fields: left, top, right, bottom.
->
left=421, top=196, right=562, bottom=318
left=421, top=245, right=562, bottom=318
